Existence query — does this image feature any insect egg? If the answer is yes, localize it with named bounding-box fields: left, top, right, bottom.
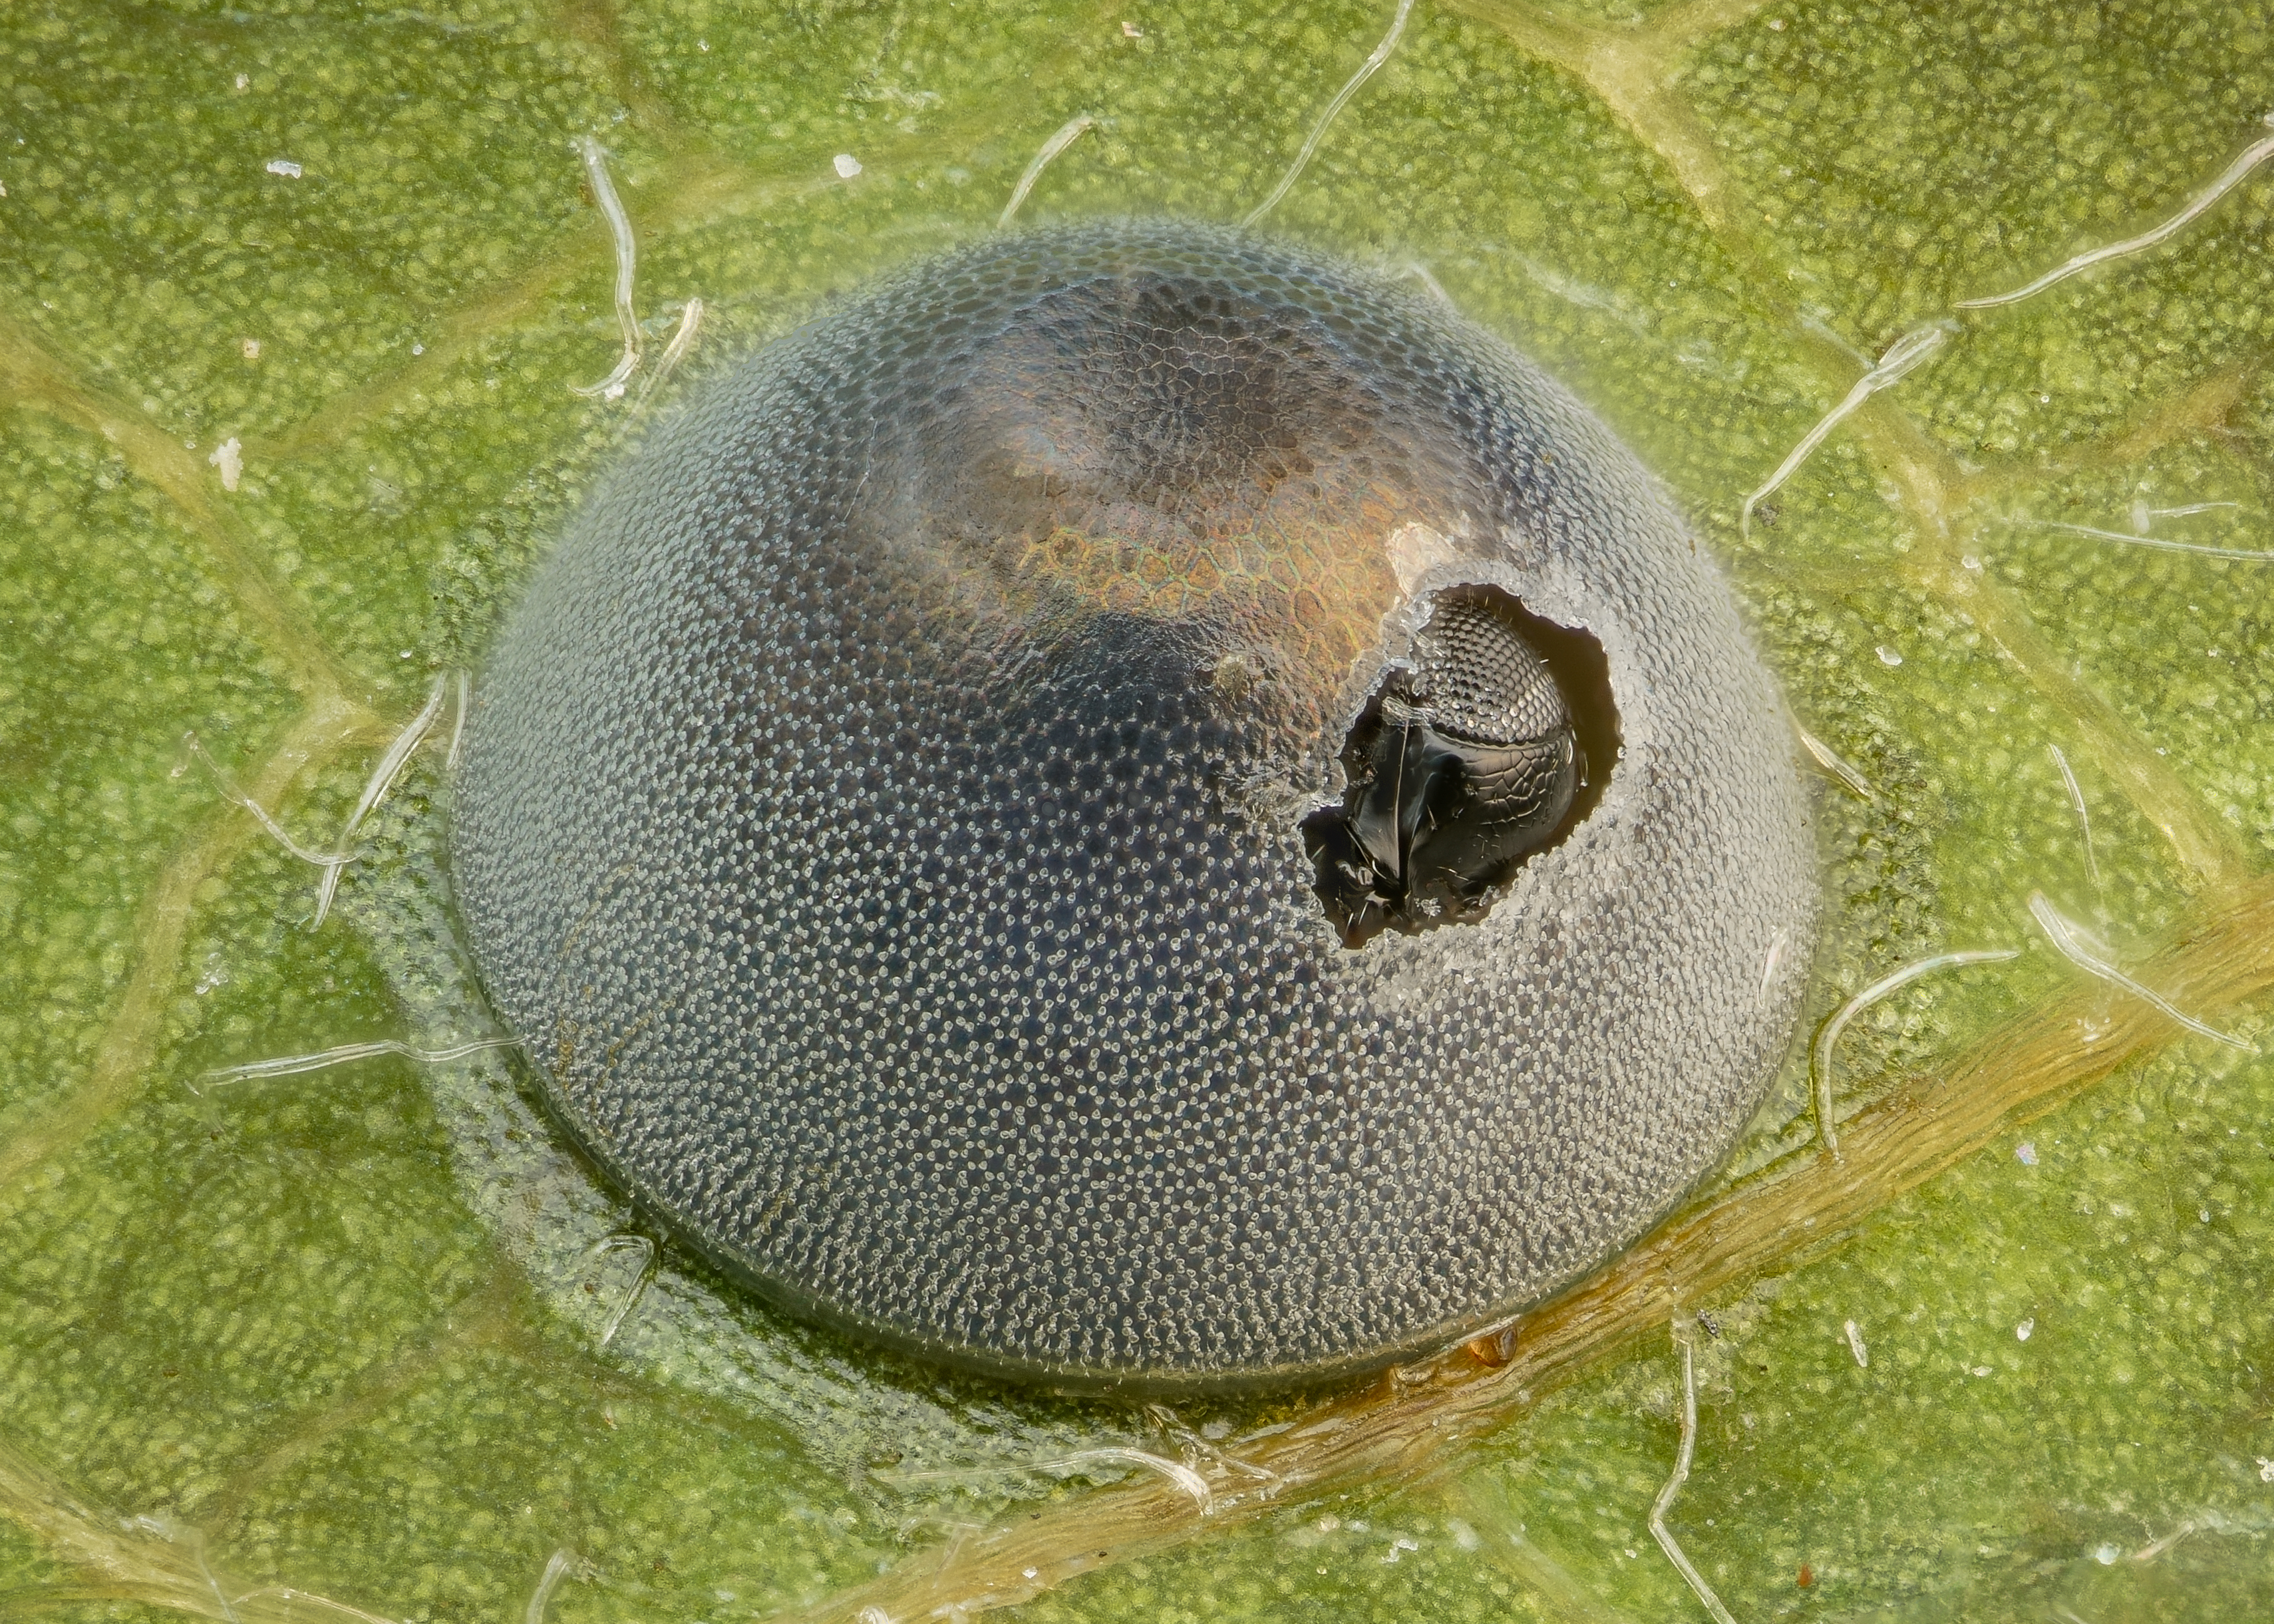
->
left=453, top=220, right=1818, bottom=1390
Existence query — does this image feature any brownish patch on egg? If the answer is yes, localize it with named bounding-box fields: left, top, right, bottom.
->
left=882, top=269, right=1472, bottom=708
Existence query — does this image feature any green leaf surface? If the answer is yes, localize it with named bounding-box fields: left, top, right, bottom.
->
left=4, top=1, right=2273, bottom=1620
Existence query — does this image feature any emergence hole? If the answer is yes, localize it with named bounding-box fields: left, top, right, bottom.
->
left=1302, top=585, right=1619, bottom=947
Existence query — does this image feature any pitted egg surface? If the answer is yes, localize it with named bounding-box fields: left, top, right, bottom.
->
left=452, top=220, right=1817, bottom=1389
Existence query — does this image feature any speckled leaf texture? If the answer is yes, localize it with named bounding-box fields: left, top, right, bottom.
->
left=2, top=1, right=2271, bottom=1621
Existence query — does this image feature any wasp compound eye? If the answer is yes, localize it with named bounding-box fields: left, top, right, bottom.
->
left=453, top=220, right=1818, bottom=1390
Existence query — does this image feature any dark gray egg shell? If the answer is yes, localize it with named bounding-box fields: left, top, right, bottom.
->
left=453, top=220, right=1817, bottom=1391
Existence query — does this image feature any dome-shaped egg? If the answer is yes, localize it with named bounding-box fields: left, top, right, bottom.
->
left=453, top=220, right=1817, bottom=1390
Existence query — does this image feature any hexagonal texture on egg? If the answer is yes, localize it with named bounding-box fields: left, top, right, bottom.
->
left=452, top=220, right=1818, bottom=1390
